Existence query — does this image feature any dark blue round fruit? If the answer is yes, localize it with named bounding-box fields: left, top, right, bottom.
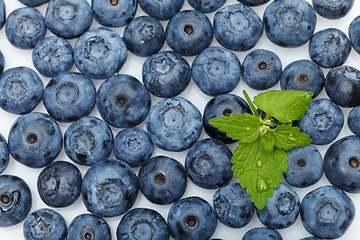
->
left=349, top=15, right=360, bottom=55
left=312, top=0, right=354, bottom=19
left=242, top=228, right=283, bottom=240
left=0, top=50, right=4, bottom=76
left=116, top=208, right=170, bottom=240
left=37, top=161, right=82, bottom=208
left=138, top=0, right=184, bottom=21
left=8, top=112, right=63, bottom=168
left=0, top=134, right=9, bottom=174
left=237, top=0, right=269, bottom=6
left=19, top=0, right=49, bottom=7
left=138, top=156, right=187, bottom=205
left=214, top=4, right=263, bottom=51
left=187, top=0, right=226, bottom=13
left=348, top=105, right=360, bottom=136
left=67, top=214, right=111, bottom=240
left=0, top=175, right=32, bottom=227
left=0, top=0, right=5, bottom=30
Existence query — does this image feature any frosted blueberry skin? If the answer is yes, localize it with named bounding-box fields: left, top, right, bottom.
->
left=242, top=49, right=282, bottom=90
left=0, top=66, right=43, bottom=115
left=167, top=196, right=217, bottom=240
left=96, top=74, right=151, bottom=128
left=0, top=0, right=5, bottom=30
left=37, top=161, right=82, bottom=208
left=117, top=208, right=170, bottom=240
left=123, top=16, right=165, bottom=57
left=19, top=0, right=49, bottom=7
left=114, top=127, right=153, bottom=168
left=298, top=98, right=344, bottom=145
left=280, top=59, right=325, bottom=98
left=138, top=156, right=187, bottom=205
left=67, top=214, right=111, bottom=240
left=5, top=7, right=46, bottom=50
left=191, top=46, right=241, bottom=96
left=64, top=116, right=113, bottom=166
left=165, top=10, right=213, bottom=56
left=237, top=0, right=269, bottom=6
left=0, top=175, right=32, bottom=227
left=82, top=159, right=139, bottom=217
left=300, top=186, right=355, bottom=239
left=138, top=0, right=184, bottom=21
left=74, top=27, right=128, bottom=79
left=325, top=65, right=360, bottom=108
left=92, top=0, right=137, bottom=27
left=0, top=134, right=9, bottom=174
left=43, top=72, right=96, bottom=123
left=187, top=0, right=226, bottom=13
left=8, top=112, right=62, bottom=168
left=142, top=51, right=191, bottom=98
left=214, top=4, right=263, bottom=51
left=0, top=50, right=4, bottom=75
left=32, top=36, right=74, bottom=78
left=242, top=228, right=283, bottom=240
left=45, top=0, right=93, bottom=39
left=309, top=28, right=351, bottom=68
left=312, top=0, right=354, bottom=19
left=146, top=97, right=202, bottom=152
left=263, top=0, right=317, bottom=48
left=349, top=16, right=360, bottom=54
left=213, top=182, right=254, bottom=228
left=23, top=208, right=67, bottom=240
left=284, top=145, right=323, bottom=188
left=300, top=238, right=322, bottom=240
left=324, top=135, right=360, bottom=193
left=185, top=138, right=233, bottom=189
left=203, top=94, right=251, bottom=144
left=256, top=183, right=300, bottom=229
left=348, top=105, right=360, bottom=136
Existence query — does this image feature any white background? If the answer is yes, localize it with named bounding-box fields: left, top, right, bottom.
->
left=1, top=0, right=360, bottom=239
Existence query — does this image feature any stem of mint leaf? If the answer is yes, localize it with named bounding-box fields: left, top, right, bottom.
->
left=243, top=90, right=260, bottom=118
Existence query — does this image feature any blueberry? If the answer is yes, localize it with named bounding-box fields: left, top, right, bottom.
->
left=37, top=161, right=82, bottom=208
left=213, top=182, right=254, bottom=228
left=263, top=0, right=316, bottom=48
left=138, top=0, right=184, bottom=21
left=325, top=65, right=360, bottom=108
left=32, top=36, right=74, bottom=78
left=312, top=0, right=354, bottom=19
left=116, top=208, right=170, bottom=240
left=0, top=0, right=5, bottom=30
left=0, top=50, right=4, bottom=75
left=67, top=214, right=111, bottom=240
left=23, top=208, right=67, bottom=240
left=256, top=183, right=300, bottom=229
left=348, top=105, right=360, bottom=136
left=138, top=155, right=187, bottom=205
left=5, top=7, right=46, bottom=50
left=64, top=116, right=114, bottom=166
left=142, top=51, right=191, bottom=98
left=242, top=49, right=282, bottom=90
left=213, top=4, right=263, bottom=51
left=300, top=185, right=355, bottom=239
left=309, top=28, right=351, bottom=68
left=8, top=112, right=63, bottom=168
left=43, top=71, right=96, bottom=122
left=187, top=0, right=226, bottom=13
left=280, top=59, right=325, bottom=98
left=203, top=94, right=252, bottom=144
left=114, top=127, right=153, bottom=168
left=0, top=134, right=9, bottom=174
left=0, top=175, right=32, bottom=227
left=242, top=227, right=283, bottom=240
left=300, top=238, right=322, bottom=240
left=146, top=97, right=202, bottom=152
left=82, top=159, right=139, bottom=217
left=284, top=145, right=323, bottom=188
left=18, top=0, right=49, bottom=7
left=96, top=74, right=151, bottom=128
left=123, top=15, right=165, bottom=57
left=45, top=0, right=93, bottom=39
left=165, top=10, right=213, bottom=56
left=167, top=196, right=217, bottom=240
left=74, top=27, right=128, bottom=79
left=349, top=15, right=360, bottom=54
left=185, top=138, right=232, bottom=189
left=92, top=0, right=137, bottom=27
left=191, top=46, right=241, bottom=96
left=298, top=98, right=344, bottom=145
left=237, top=0, right=269, bottom=6
left=0, top=66, right=43, bottom=115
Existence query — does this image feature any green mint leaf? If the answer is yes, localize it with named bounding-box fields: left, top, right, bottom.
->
left=260, top=129, right=275, bottom=152
left=271, top=124, right=313, bottom=150
left=253, top=90, right=313, bottom=123
left=209, top=113, right=261, bottom=143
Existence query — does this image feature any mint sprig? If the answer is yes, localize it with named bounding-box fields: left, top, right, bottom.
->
left=209, top=90, right=313, bottom=209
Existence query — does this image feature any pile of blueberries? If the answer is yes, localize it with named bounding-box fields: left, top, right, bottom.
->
left=1, top=0, right=360, bottom=239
